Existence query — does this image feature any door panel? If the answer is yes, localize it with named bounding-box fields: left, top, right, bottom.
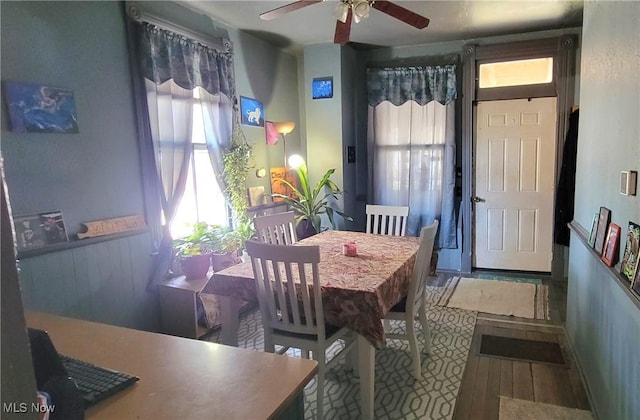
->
left=474, top=98, right=557, bottom=271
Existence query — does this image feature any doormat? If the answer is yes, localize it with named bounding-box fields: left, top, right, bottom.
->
left=499, top=396, right=593, bottom=420
left=479, top=334, right=565, bottom=365
left=477, top=274, right=542, bottom=285
left=436, top=277, right=549, bottom=320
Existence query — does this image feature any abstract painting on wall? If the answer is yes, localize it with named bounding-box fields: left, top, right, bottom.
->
left=3, top=81, right=79, bottom=133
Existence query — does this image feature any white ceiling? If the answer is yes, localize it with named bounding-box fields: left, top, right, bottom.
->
left=179, top=1, right=583, bottom=53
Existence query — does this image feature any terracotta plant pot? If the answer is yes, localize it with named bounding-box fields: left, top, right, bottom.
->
left=211, top=251, right=240, bottom=272
left=180, top=253, right=211, bottom=280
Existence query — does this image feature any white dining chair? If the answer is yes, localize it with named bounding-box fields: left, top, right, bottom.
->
left=253, top=211, right=298, bottom=245
left=245, top=240, right=353, bottom=420
left=365, top=204, right=409, bottom=236
left=384, top=219, right=438, bottom=380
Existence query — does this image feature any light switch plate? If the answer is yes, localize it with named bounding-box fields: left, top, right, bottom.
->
left=620, top=170, right=637, bottom=196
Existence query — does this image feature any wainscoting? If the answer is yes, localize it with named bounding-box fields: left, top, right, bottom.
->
left=17, top=232, right=159, bottom=331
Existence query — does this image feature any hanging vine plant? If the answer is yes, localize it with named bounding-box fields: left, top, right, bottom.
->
left=222, top=123, right=253, bottom=225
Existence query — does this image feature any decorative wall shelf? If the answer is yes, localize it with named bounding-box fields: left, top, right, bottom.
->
left=569, top=220, right=640, bottom=310
left=16, top=229, right=148, bottom=260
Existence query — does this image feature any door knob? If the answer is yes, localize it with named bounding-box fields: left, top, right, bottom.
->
left=471, top=196, right=485, bottom=203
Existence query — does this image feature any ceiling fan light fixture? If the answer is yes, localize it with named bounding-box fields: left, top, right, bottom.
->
left=352, top=0, right=371, bottom=23
left=334, top=2, right=350, bottom=23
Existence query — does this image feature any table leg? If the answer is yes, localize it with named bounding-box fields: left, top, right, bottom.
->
left=357, top=335, right=375, bottom=420
left=219, top=296, right=241, bottom=346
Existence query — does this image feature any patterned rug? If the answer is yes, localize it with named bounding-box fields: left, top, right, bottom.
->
left=436, top=277, right=549, bottom=320
left=207, top=286, right=477, bottom=419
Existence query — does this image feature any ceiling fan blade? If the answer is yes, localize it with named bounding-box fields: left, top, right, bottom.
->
left=334, top=8, right=352, bottom=44
left=260, top=0, right=323, bottom=21
left=372, top=1, right=430, bottom=29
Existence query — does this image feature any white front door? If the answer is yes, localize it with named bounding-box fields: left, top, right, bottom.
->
left=473, top=97, right=557, bottom=271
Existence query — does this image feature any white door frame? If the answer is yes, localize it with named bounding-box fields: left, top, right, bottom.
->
left=460, top=36, right=578, bottom=276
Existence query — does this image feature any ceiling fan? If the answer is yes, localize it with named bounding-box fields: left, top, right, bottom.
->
left=259, top=0, right=430, bottom=45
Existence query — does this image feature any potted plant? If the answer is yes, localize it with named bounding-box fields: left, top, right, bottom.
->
left=223, top=124, right=253, bottom=225
left=272, top=158, right=352, bottom=239
left=172, top=222, right=217, bottom=280
left=209, top=224, right=243, bottom=272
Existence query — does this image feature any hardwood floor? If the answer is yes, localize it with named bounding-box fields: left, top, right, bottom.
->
left=429, top=272, right=592, bottom=420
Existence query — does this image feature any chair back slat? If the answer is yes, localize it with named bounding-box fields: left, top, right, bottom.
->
left=246, top=240, right=322, bottom=336
left=407, top=220, right=439, bottom=311
left=365, top=204, right=409, bottom=236
left=254, top=211, right=297, bottom=245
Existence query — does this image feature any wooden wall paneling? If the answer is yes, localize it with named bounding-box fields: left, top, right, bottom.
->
left=71, top=246, right=92, bottom=319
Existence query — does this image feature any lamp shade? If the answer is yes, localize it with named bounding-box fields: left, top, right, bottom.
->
left=272, top=121, right=295, bottom=135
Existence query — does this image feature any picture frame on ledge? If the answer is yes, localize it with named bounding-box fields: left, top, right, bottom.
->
left=631, top=258, right=640, bottom=297
left=594, top=206, right=611, bottom=255
left=13, top=210, right=69, bottom=251
left=601, top=223, right=621, bottom=267
left=620, top=221, right=640, bottom=282
left=587, top=213, right=599, bottom=248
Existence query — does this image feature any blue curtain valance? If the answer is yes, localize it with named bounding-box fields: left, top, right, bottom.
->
left=367, top=65, right=457, bottom=107
left=136, top=23, right=235, bottom=99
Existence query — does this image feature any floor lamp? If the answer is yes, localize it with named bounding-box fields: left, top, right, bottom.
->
left=271, top=121, right=295, bottom=168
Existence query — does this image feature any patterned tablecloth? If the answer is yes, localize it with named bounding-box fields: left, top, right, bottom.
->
left=207, top=230, right=419, bottom=349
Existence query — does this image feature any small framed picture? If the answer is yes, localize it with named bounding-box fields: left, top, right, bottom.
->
left=312, top=77, right=333, bottom=99
left=240, top=96, right=264, bottom=127
left=587, top=213, right=599, bottom=247
left=601, top=223, right=621, bottom=267
left=631, top=257, right=640, bottom=297
left=13, top=210, right=69, bottom=251
left=594, top=206, right=611, bottom=255
left=620, top=221, right=640, bottom=282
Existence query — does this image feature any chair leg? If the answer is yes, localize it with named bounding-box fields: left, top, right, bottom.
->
left=314, top=350, right=326, bottom=420
left=406, top=314, right=421, bottom=380
left=419, top=304, right=431, bottom=355
left=264, top=333, right=275, bottom=353
left=383, top=319, right=391, bottom=333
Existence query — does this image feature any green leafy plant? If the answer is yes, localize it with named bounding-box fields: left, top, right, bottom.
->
left=173, top=223, right=244, bottom=257
left=273, top=163, right=352, bottom=235
left=223, top=124, right=253, bottom=225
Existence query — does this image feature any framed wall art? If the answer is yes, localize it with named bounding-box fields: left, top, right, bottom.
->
left=3, top=81, right=79, bottom=133
left=312, top=77, right=333, bottom=99
left=13, top=210, right=69, bottom=251
left=601, top=223, right=621, bottom=267
left=587, top=213, right=599, bottom=247
left=240, top=96, right=264, bottom=127
left=620, top=221, right=640, bottom=282
left=631, top=257, right=640, bottom=297
left=593, top=206, right=611, bottom=255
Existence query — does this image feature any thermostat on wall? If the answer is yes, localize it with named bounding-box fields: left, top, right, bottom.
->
left=620, top=170, right=637, bottom=196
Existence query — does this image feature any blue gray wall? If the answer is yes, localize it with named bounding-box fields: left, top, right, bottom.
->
left=566, top=1, right=640, bottom=419
left=1, top=1, right=301, bottom=330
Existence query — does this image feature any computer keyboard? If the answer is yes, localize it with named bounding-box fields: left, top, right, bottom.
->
left=60, top=354, right=139, bottom=407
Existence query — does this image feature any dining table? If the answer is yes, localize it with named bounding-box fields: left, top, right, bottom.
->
left=205, top=229, right=420, bottom=420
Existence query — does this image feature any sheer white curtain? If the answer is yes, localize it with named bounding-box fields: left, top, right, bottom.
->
left=368, top=100, right=456, bottom=247
left=145, top=79, right=194, bottom=226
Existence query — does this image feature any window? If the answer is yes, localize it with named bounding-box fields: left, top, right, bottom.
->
left=479, top=57, right=554, bottom=88
left=171, top=88, right=229, bottom=238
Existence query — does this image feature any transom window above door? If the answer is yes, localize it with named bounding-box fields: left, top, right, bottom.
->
left=479, top=57, right=554, bottom=88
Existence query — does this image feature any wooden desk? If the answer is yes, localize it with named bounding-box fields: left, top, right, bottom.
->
left=26, top=312, right=318, bottom=420
left=207, top=230, right=420, bottom=419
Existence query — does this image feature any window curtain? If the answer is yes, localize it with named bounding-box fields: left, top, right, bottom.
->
left=128, top=21, right=236, bottom=290
left=367, top=65, right=457, bottom=248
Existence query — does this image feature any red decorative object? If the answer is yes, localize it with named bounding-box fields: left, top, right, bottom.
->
left=601, top=223, right=621, bottom=267
left=343, top=241, right=358, bottom=257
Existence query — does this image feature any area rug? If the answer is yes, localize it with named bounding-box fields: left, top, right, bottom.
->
left=436, top=277, right=549, bottom=320
left=499, top=396, right=593, bottom=420
left=479, top=335, right=565, bottom=365
left=208, top=286, right=477, bottom=420
left=477, top=273, right=542, bottom=285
